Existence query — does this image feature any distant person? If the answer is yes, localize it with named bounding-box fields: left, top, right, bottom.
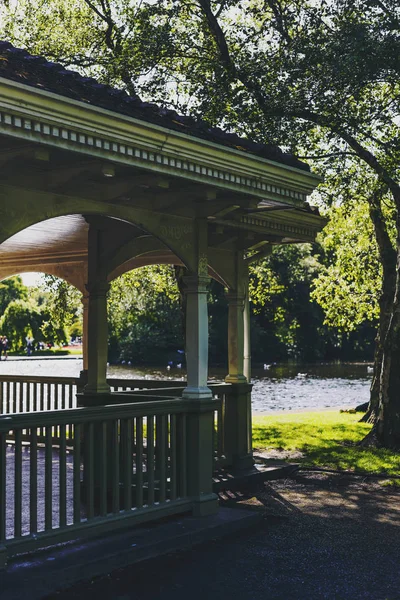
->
left=26, top=336, right=34, bottom=356
left=2, top=336, right=8, bottom=360
left=0, top=336, right=3, bottom=360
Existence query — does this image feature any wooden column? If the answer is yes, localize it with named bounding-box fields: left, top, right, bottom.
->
left=225, top=291, right=247, bottom=384
left=224, top=254, right=254, bottom=471
left=82, top=293, right=89, bottom=372
left=83, top=221, right=110, bottom=399
left=183, top=219, right=218, bottom=516
left=182, top=274, right=212, bottom=400
left=244, top=289, right=251, bottom=383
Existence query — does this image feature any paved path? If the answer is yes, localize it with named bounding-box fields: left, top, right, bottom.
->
left=47, top=472, right=400, bottom=600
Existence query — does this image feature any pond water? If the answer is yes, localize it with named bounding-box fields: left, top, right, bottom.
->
left=0, top=358, right=372, bottom=414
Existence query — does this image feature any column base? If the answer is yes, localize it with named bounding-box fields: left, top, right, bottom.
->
left=232, top=452, right=255, bottom=472
left=79, top=390, right=112, bottom=407
left=192, top=493, right=219, bottom=517
left=182, top=386, right=213, bottom=400
left=225, top=374, right=248, bottom=384
left=83, top=383, right=111, bottom=394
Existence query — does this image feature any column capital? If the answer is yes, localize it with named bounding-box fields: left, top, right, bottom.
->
left=183, top=274, right=209, bottom=293
left=225, top=290, right=246, bottom=307
left=85, top=281, right=110, bottom=296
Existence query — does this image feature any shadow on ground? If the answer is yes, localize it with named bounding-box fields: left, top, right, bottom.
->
left=46, top=473, right=400, bottom=600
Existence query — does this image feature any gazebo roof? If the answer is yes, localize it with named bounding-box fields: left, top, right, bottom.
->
left=0, top=40, right=325, bottom=291
left=0, top=41, right=308, bottom=172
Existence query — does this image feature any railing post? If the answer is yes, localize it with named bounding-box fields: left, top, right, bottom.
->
left=223, top=382, right=254, bottom=471
left=186, top=400, right=219, bottom=516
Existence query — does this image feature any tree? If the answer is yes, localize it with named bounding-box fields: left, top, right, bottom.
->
left=2, top=0, right=399, bottom=445
left=250, top=244, right=326, bottom=362
left=0, top=299, right=43, bottom=350
left=0, top=276, right=28, bottom=315
left=37, top=275, right=83, bottom=340
left=108, top=266, right=183, bottom=364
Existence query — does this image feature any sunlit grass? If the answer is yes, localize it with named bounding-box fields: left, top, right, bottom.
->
left=253, top=411, right=400, bottom=476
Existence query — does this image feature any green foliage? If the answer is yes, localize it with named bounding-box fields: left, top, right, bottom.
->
left=249, top=245, right=326, bottom=361
left=0, top=276, right=28, bottom=315
left=312, top=201, right=382, bottom=331
left=0, top=299, right=43, bottom=350
left=108, top=266, right=183, bottom=364
left=253, top=411, right=400, bottom=475
left=38, top=275, right=83, bottom=338
left=0, top=0, right=396, bottom=368
left=0, top=277, right=73, bottom=350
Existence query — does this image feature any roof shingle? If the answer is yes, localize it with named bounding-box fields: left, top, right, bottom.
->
left=0, top=41, right=309, bottom=172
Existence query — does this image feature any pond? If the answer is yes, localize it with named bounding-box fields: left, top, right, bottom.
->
left=0, top=358, right=372, bottom=414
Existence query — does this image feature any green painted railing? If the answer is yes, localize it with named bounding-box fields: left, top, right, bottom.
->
left=0, top=376, right=185, bottom=415
left=0, top=395, right=210, bottom=565
left=0, top=376, right=229, bottom=467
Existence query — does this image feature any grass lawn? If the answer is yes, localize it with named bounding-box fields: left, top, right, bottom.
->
left=8, top=347, right=82, bottom=357
left=252, top=411, right=400, bottom=476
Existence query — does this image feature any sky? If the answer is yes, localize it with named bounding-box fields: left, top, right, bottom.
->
left=20, top=272, right=44, bottom=287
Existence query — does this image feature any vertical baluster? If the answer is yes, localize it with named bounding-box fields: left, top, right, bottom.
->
left=39, top=384, right=45, bottom=440
left=47, top=382, right=52, bottom=412
left=68, top=385, right=73, bottom=442
left=30, top=427, right=38, bottom=534
left=55, top=383, right=59, bottom=411
left=111, top=420, right=120, bottom=513
left=179, top=414, right=187, bottom=497
left=0, top=431, right=6, bottom=542
left=45, top=426, right=53, bottom=530
left=59, top=423, right=67, bottom=528
left=61, top=384, right=66, bottom=410
left=135, top=417, right=143, bottom=509
left=73, top=423, right=81, bottom=524
left=0, top=381, right=3, bottom=415
left=33, top=383, right=38, bottom=412
left=147, top=416, right=155, bottom=506
left=220, top=394, right=226, bottom=457
left=99, top=422, right=107, bottom=517
left=85, top=423, right=94, bottom=520
left=158, top=415, right=167, bottom=504
left=14, top=429, right=22, bottom=537
left=40, top=383, right=45, bottom=412
left=212, top=408, right=217, bottom=462
left=26, top=382, right=31, bottom=413
left=54, top=385, right=59, bottom=440
left=122, top=418, right=133, bottom=511
left=12, top=382, right=17, bottom=413
left=170, top=414, right=177, bottom=501
left=6, top=381, right=10, bottom=414
left=17, top=381, right=26, bottom=413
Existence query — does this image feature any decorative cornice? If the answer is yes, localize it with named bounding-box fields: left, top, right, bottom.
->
left=0, top=77, right=322, bottom=206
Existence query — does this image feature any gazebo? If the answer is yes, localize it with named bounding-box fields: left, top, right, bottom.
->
left=0, top=41, right=324, bottom=565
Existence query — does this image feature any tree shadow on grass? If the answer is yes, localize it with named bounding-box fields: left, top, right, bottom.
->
left=253, top=423, right=400, bottom=475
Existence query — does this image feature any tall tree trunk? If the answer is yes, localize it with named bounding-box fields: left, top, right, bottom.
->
left=361, top=192, right=396, bottom=423
left=374, top=205, right=400, bottom=448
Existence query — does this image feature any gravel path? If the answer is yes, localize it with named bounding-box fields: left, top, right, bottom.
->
left=47, top=473, right=400, bottom=600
